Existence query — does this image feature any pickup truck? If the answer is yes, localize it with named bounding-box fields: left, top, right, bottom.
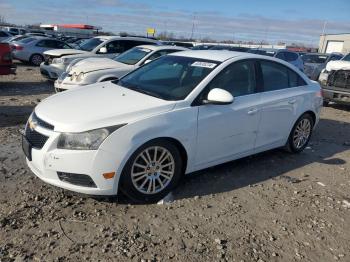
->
left=0, top=43, right=16, bottom=75
left=319, top=53, right=350, bottom=105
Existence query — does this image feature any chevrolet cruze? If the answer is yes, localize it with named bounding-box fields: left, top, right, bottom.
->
left=23, top=50, right=323, bottom=202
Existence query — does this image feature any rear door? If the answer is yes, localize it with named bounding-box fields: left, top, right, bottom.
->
left=254, top=60, right=308, bottom=150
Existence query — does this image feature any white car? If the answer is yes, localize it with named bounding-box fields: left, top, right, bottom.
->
left=40, top=36, right=159, bottom=80
left=54, top=45, right=187, bottom=92
left=22, top=51, right=323, bottom=203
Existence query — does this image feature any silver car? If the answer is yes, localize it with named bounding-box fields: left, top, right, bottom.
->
left=302, top=53, right=343, bottom=80
left=11, top=37, right=72, bottom=65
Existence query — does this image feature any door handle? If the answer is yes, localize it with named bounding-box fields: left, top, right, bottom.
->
left=247, top=108, right=258, bottom=115
left=288, top=99, right=297, bottom=104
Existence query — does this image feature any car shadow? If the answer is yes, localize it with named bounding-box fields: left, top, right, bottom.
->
left=0, top=81, right=54, bottom=96
left=98, top=117, right=350, bottom=204
left=0, top=105, right=34, bottom=127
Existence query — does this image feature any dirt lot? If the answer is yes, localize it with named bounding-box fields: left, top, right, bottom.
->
left=0, top=62, right=350, bottom=262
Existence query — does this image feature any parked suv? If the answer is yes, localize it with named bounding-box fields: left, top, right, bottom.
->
left=318, top=53, right=350, bottom=105
left=12, top=37, right=72, bottom=65
left=0, top=43, right=16, bottom=75
left=40, top=36, right=159, bottom=80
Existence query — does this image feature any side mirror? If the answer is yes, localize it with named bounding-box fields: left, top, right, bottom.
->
left=98, top=47, right=107, bottom=54
left=203, top=88, right=234, bottom=105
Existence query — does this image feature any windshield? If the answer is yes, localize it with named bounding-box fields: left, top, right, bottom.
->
left=343, top=54, right=350, bottom=62
left=116, top=55, right=218, bottom=101
left=79, top=38, right=104, bottom=51
left=302, top=54, right=328, bottom=64
left=115, top=47, right=152, bottom=65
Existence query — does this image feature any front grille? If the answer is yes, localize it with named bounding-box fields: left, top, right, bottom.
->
left=57, top=172, right=97, bottom=188
left=328, top=70, right=350, bottom=90
left=25, top=127, right=49, bottom=149
left=32, top=112, right=54, bottom=130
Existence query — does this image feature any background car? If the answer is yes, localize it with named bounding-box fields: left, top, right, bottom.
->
left=210, top=45, right=250, bottom=52
left=55, top=45, right=187, bottom=91
left=248, top=48, right=304, bottom=71
left=11, top=37, right=72, bottom=65
left=191, top=44, right=215, bottom=50
left=0, top=43, right=16, bottom=75
left=23, top=50, right=322, bottom=202
left=302, top=53, right=342, bottom=80
left=3, top=27, right=27, bottom=36
left=40, top=36, right=159, bottom=80
left=0, top=30, right=13, bottom=42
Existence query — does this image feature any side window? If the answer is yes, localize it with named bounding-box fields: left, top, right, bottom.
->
left=206, top=60, right=257, bottom=97
left=56, top=41, right=70, bottom=49
left=329, top=55, right=342, bottom=62
left=0, top=31, right=8, bottom=37
left=275, top=52, right=286, bottom=60
left=105, top=40, right=125, bottom=53
left=260, top=60, right=306, bottom=91
left=36, top=40, right=47, bottom=47
left=284, top=52, right=298, bottom=62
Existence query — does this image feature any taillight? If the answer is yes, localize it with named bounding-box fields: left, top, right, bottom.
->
left=14, top=45, right=23, bottom=50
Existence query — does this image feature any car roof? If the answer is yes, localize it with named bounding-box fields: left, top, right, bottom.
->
left=170, top=50, right=249, bottom=62
left=93, top=35, right=157, bottom=42
left=136, top=45, right=188, bottom=51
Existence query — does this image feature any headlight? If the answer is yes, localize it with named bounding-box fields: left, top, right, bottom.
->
left=52, top=58, right=64, bottom=64
left=57, top=125, right=126, bottom=150
left=76, top=72, right=85, bottom=82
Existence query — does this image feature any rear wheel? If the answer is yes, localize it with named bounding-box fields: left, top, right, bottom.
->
left=286, top=113, right=314, bottom=153
left=120, top=140, right=183, bottom=203
left=30, top=54, right=44, bottom=66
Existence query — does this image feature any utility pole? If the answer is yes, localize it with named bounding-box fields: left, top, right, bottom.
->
left=190, top=13, right=196, bottom=40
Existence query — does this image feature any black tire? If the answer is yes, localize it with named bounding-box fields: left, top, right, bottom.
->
left=119, top=139, right=183, bottom=203
left=29, top=54, right=44, bottom=66
left=285, top=113, right=314, bottom=153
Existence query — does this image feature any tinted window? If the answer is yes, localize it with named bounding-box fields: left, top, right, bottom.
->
left=275, top=52, right=286, bottom=60
left=55, top=41, right=71, bottom=49
left=117, top=56, right=217, bottom=100
left=260, top=60, right=306, bottom=91
left=0, top=31, right=8, bottom=37
left=206, top=60, right=256, bottom=97
left=20, top=37, right=36, bottom=44
left=284, top=52, right=298, bottom=62
left=147, top=49, right=179, bottom=61
left=328, top=55, right=342, bottom=62
left=302, top=54, right=328, bottom=64
left=105, top=40, right=125, bottom=53
left=343, top=54, right=350, bottom=62
left=36, top=40, right=59, bottom=48
left=123, top=40, right=154, bottom=51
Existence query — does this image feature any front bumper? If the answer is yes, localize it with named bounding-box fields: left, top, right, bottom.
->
left=54, top=78, right=85, bottom=92
left=24, top=125, right=120, bottom=195
left=322, top=86, right=350, bottom=104
left=40, top=63, right=65, bottom=80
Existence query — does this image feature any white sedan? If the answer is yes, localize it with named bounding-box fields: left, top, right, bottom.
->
left=54, top=45, right=187, bottom=92
left=23, top=50, right=323, bottom=203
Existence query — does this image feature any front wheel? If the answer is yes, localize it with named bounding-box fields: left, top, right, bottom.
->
left=120, top=140, right=183, bottom=203
left=286, top=113, right=314, bottom=153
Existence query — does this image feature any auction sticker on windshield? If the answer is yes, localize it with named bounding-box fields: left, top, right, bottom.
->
left=191, top=61, right=217, bottom=68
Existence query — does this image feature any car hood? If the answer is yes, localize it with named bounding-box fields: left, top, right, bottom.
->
left=70, top=58, right=131, bottom=74
left=35, top=82, right=176, bottom=132
left=326, top=60, right=350, bottom=71
left=44, top=49, right=88, bottom=57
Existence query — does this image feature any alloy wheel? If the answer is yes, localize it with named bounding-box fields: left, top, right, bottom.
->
left=293, top=118, right=311, bottom=149
left=131, top=146, right=175, bottom=194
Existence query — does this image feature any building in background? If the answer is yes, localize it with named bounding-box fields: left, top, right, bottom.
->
left=39, top=24, right=102, bottom=37
left=319, top=33, right=350, bottom=54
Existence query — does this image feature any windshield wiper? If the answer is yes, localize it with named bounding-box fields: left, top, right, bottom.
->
left=125, top=85, right=164, bottom=99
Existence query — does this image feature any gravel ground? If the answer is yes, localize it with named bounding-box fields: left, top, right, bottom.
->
left=0, top=62, right=350, bottom=262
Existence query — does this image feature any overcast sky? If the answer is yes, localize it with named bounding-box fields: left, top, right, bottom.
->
left=1, top=0, right=350, bottom=45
